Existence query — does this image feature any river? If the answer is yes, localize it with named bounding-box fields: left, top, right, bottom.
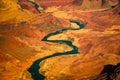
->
left=27, top=20, right=85, bottom=80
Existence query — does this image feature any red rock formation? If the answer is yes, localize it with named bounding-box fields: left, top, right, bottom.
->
left=29, top=13, right=71, bottom=33
left=0, top=0, right=120, bottom=80
left=18, top=0, right=39, bottom=14
left=38, top=0, right=73, bottom=8
left=17, top=0, right=120, bottom=13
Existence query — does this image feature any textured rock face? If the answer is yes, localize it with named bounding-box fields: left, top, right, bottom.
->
left=37, top=0, right=120, bottom=10
left=0, top=0, right=34, bottom=22
left=17, top=0, right=120, bottom=13
left=29, top=13, right=70, bottom=33
left=0, top=0, right=120, bottom=80
left=38, top=0, right=73, bottom=8
left=18, top=0, right=73, bottom=13
left=18, top=0, right=39, bottom=14
left=74, top=0, right=119, bottom=10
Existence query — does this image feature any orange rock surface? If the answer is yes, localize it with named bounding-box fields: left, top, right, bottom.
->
left=0, top=0, right=120, bottom=80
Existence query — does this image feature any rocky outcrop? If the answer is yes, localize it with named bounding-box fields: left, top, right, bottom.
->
left=38, top=0, right=73, bottom=8
left=0, top=0, right=120, bottom=80
left=4, top=0, right=119, bottom=15
left=73, top=0, right=120, bottom=10
left=29, top=13, right=71, bottom=33
left=18, top=0, right=40, bottom=14
left=0, top=0, right=34, bottom=22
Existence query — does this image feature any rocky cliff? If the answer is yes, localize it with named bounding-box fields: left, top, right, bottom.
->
left=0, top=0, right=34, bottom=22
left=0, top=0, right=120, bottom=80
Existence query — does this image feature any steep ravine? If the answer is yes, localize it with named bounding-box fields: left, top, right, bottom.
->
left=27, top=20, right=84, bottom=80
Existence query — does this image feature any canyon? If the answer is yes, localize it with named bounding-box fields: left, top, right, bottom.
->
left=0, top=0, right=120, bottom=80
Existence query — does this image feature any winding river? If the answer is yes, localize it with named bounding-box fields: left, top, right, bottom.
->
left=28, top=20, right=85, bottom=80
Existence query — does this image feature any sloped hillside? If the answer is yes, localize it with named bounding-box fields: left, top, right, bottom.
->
left=0, top=0, right=120, bottom=80
left=0, top=0, right=34, bottom=22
